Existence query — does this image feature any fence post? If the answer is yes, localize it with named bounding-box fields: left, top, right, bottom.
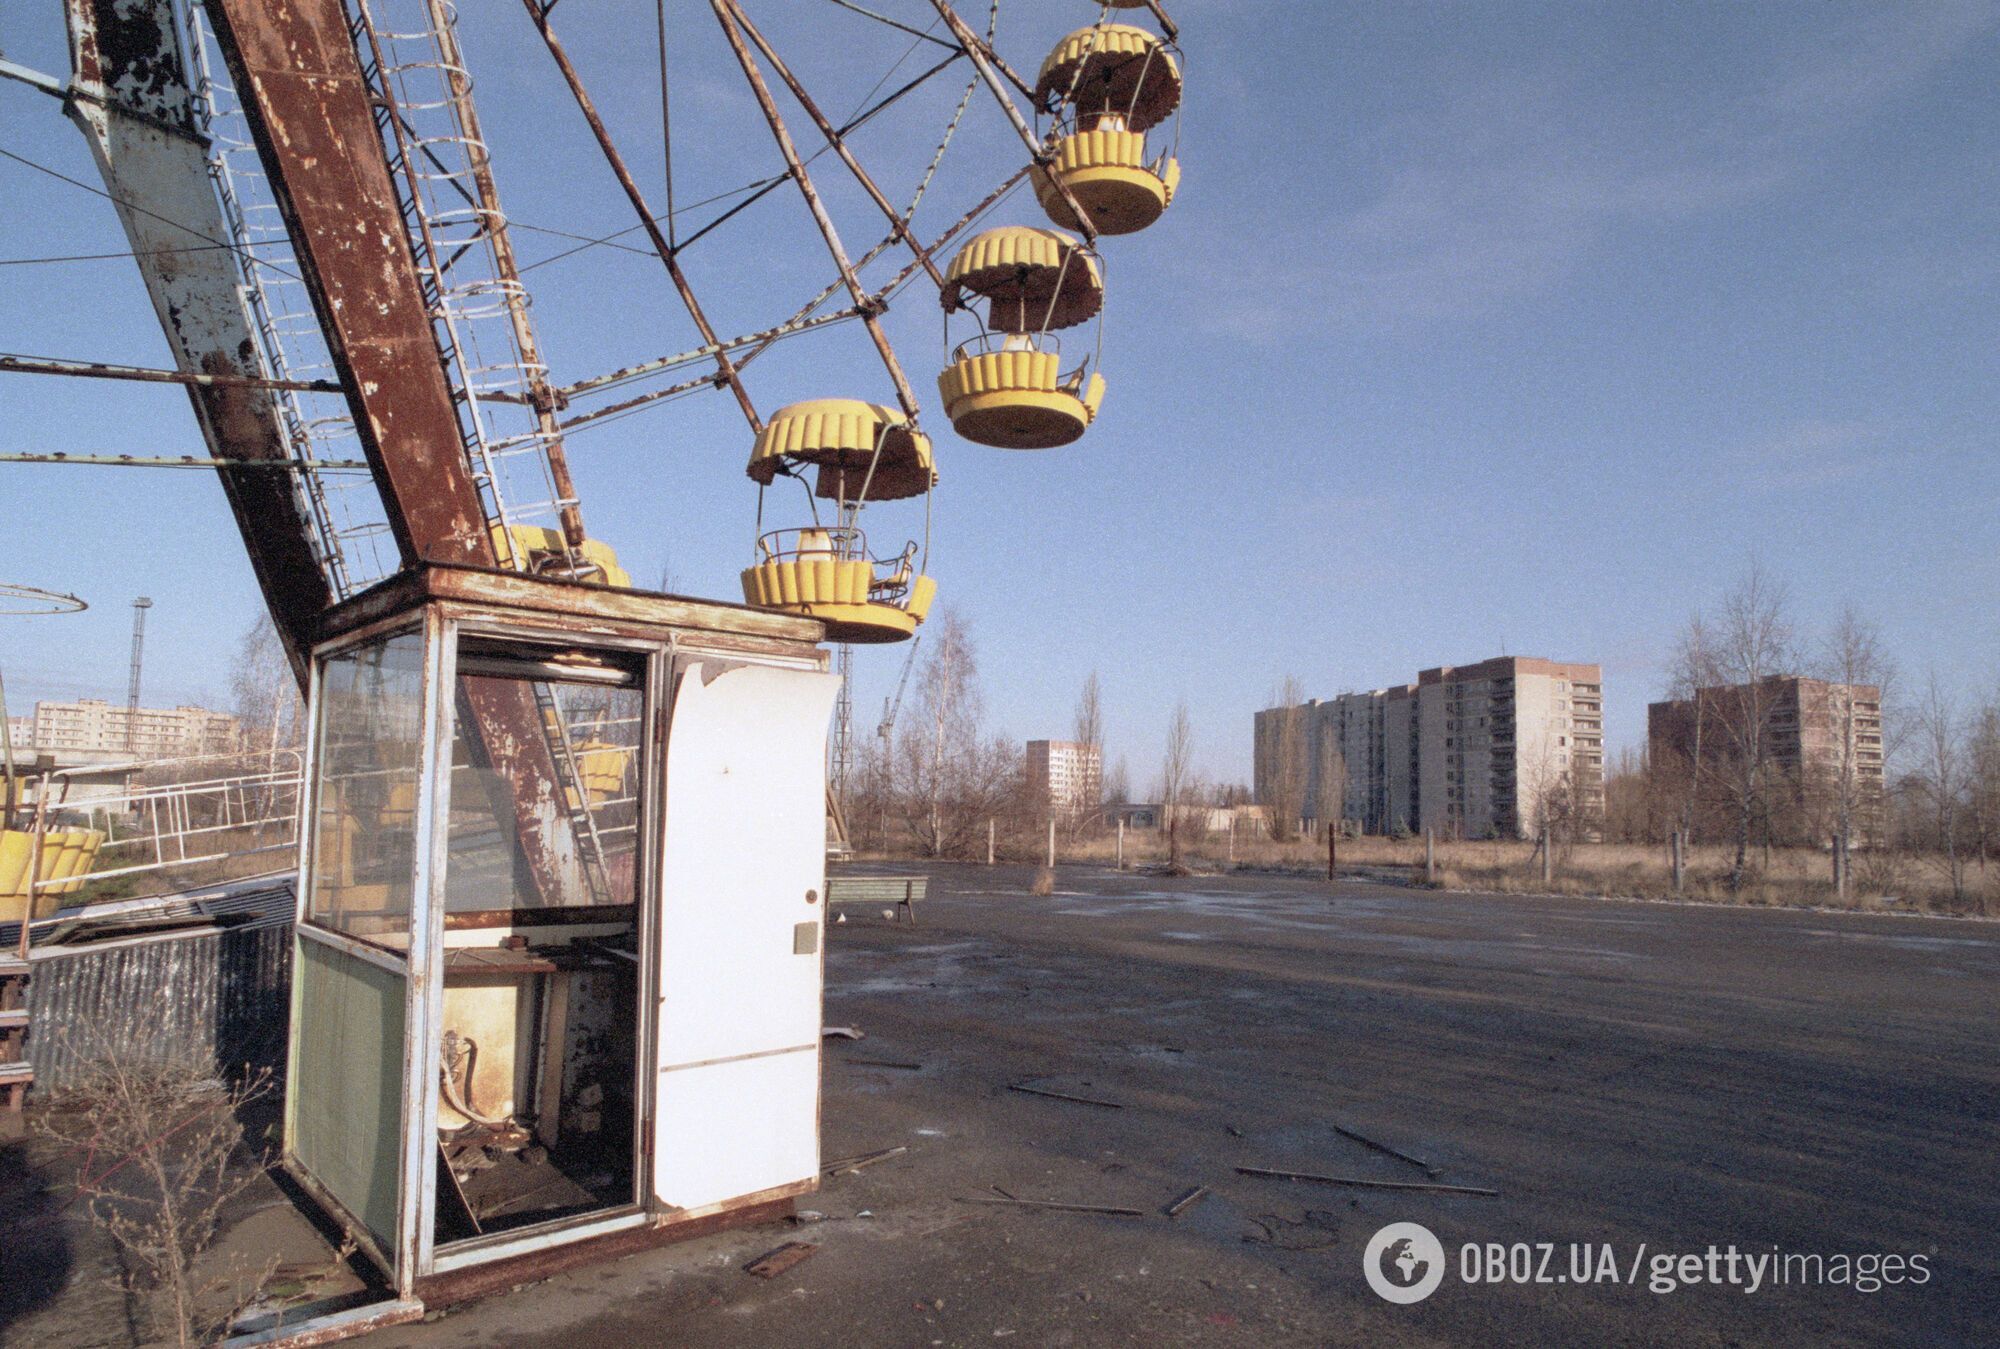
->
left=1116, top=818, right=1124, bottom=871
left=1424, top=828, right=1435, bottom=885
left=1228, top=816, right=1236, bottom=863
left=1541, top=824, right=1553, bottom=887
left=1833, top=831, right=1845, bottom=900
left=1046, top=817, right=1055, bottom=869
left=1671, top=830, right=1685, bottom=894
left=987, top=818, right=995, bottom=866
left=1327, top=825, right=1336, bottom=881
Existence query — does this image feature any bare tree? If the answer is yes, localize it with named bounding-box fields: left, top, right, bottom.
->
left=1073, top=670, right=1103, bottom=753
left=1070, top=670, right=1105, bottom=828
left=1104, top=755, right=1131, bottom=806
left=890, top=610, right=1022, bottom=857
left=1258, top=676, right=1309, bottom=842
left=1161, top=699, right=1194, bottom=869
left=228, top=614, right=302, bottom=767
left=37, top=1050, right=278, bottom=1346
left=1813, top=607, right=1895, bottom=851
left=1911, top=672, right=1967, bottom=905
left=1968, top=696, right=2000, bottom=875
left=1673, top=563, right=1795, bottom=890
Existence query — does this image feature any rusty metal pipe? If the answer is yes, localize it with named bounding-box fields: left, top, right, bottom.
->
left=924, top=0, right=1098, bottom=243
left=711, top=0, right=923, bottom=422
left=724, top=2, right=948, bottom=293
left=0, top=353, right=341, bottom=394
left=525, top=0, right=762, bottom=432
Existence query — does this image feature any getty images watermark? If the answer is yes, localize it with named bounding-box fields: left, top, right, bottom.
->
left=1363, top=1223, right=1934, bottom=1305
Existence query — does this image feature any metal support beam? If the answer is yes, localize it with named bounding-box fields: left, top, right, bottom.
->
left=204, top=0, right=592, bottom=910
left=525, top=0, right=764, bottom=433
left=206, top=0, right=497, bottom=569
left=60, top=0, right=333, bottom=687
left=0, top=352, right=341, bottom=395
left=712, top=0, right=923, bottom=421
left=421, top=0, right=588, bottom=550
left=723, top=2, right=948, bottom=293
left=926, top=0, right=1100, bottom=243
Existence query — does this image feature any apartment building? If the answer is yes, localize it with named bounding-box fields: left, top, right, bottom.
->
left=1254, top=656, right=1604, bottom=840
left=30, top=698, right=242, bottom=759
left=1647, top=676, right=1883, bottom=841
left=1025, top=739, right=1103, bottom=819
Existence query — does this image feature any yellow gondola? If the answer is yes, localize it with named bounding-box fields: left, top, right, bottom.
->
left=489, top=524, right=633, bottom=588
left=739, top=399, right=936, bottom=643
left=937, top=227, right=1107, bottom=449
left=1031, top=24, right=1183, bottom=235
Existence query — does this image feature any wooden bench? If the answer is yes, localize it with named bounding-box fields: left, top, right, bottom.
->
left=823, top=875, right=925, bottom=926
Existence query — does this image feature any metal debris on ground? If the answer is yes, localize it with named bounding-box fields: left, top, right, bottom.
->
left=1164, top=1185, right=1210, bottom=1218
left=1007, top=1082, right=1123, bottom=1109
left=958, top=1196, right=1147, bottom=1217
left=744, top=1241, right=819, bottom=1279
left=1242, top=1210, right=1341, bottom=1251
left=1235, top=1165, right=1498, bottom=1197
left=1334, top=1123, right=1439, bottom=1175
left=820, top=1145, right=908, bottom=1176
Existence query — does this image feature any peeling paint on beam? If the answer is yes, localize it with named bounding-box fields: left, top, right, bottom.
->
left=61, top=0, right=332, bottom=688
left=204, top=0, right=496, bottom=570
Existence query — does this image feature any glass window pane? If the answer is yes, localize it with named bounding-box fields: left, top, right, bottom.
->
left=306, top=631, right=424, bottom=946
left=445, top=671, right=642, bottom=916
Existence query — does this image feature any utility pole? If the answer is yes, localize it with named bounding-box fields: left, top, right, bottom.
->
left=126, top=597, right=153, bottom=752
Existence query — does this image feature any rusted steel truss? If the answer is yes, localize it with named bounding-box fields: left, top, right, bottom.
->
left=205, top=0, right=494, bottom=569
left=711, top=0, right=924, bottom=423
left=60, top=0, right=334, bottom=686
left=926, top=0, right=1101, bottom=243
left=525, top=0, right=765, bottom=433
left=200, top=0, right=596, bottom=909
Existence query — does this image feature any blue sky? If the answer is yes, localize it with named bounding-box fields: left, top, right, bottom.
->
left=1, top=0, right=1996, bottom=789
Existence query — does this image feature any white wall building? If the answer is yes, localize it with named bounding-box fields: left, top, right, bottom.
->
left=1255, top=656, right=1603, bottom=840
left=30, top=698, right=242, bottom=759
left=1026, top=739, right=1103, bottom=819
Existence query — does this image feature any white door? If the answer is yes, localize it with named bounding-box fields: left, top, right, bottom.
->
left=653, top=661, right=839, bottom=1212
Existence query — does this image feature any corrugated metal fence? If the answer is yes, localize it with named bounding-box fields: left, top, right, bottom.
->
left=21, top=880, right=295, bottom=1092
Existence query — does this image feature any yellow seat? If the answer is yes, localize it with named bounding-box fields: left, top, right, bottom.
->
left=937, top=349, right=1106, bottom=450
left=739, top=560, right=922, bottom=644
left=0, top=827, right=105, bottom=921
left=489, top=525, right=633, bottom=588
left=747, top=399, right=936, bottom=503
left=1034, top=25, right=1182, bottom=134
left=1032, top=129, right=1179, bottom=234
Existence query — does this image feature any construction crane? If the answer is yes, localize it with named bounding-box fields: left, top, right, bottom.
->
left=877, top=634, right=923, bottom=744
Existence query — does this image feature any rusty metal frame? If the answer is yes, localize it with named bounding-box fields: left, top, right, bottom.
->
left=524, top=0, right=764, bottom=433
left=711, top=0, right=924, bottom=422
left=205, top=0, right=498, bottom=570
left=926, top=0, right=1101, bottom=243
left=0, top=352, right=341, bottom=395
left=721, top=2, right=948, bottom=293
left=59, top=0, right=336, bottom=683
left=419, top=0, right=589, bottom=550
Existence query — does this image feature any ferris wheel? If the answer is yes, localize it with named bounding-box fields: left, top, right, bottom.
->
left=14, top=0, right=1183, bottom=633
left=2, top=0, right=1185, bottom=791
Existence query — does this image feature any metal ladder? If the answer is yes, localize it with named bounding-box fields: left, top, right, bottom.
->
left=530, top=682, right=613, bottom=905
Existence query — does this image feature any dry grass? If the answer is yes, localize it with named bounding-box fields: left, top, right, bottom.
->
left=1055, top=832, right=1996, bottom=918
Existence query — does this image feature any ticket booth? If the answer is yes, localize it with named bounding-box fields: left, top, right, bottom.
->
left=283, top=566, right=836, bottom=1297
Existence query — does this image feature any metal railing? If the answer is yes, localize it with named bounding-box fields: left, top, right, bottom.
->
left=22, top=751, right=305, bottom=904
